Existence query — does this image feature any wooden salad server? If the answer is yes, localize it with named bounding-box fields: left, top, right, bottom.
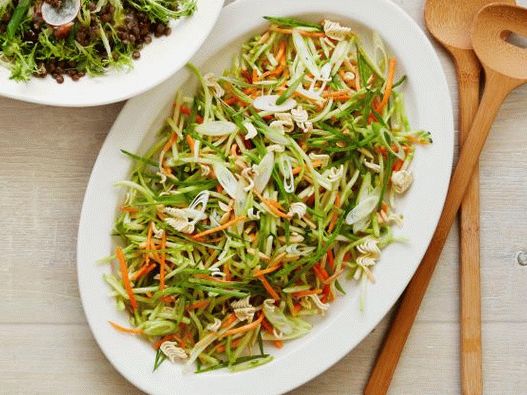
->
left=365, top=4, right=527, bottom=394
left=423, top=0, right=513, bottom=392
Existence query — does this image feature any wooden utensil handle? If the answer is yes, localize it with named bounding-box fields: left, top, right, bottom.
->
left=456, top=50, right=483, bottom=395
left=364, top=70, right=512, bottom=395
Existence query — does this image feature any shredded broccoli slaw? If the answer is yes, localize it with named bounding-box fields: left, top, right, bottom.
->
left=103, top=16, right=432, bottom=373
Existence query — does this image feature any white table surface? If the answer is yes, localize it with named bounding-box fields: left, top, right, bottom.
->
left=1, top=0, right=527, bottom=393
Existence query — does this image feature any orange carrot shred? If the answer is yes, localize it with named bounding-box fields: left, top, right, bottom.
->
left=109, top=321, right=143, bottom=334
left=220, top=313, right=264, bottom=338
left=215, top=337, right=243, bottom=353
left=161, top=132, right=178, bottom=154
left=115, top=247, right=137, bottom=311
left=120, top=206, right=138, bottom=214
left=221, top=313, right=238, bottom=329
left=131, top=263, right=156, bottom=281
left=292, top=289, right=322, bottom=298
left=257, top=275, right=280, bottom=301
left=224, top=263, right=232, bottom=282
left=224, top=96, right=237, bottom=106
left=253, top=262, right=282, bottom=277
left=186, top=299, right=210, bottom=311
left=192, top=216, right=246, bottom=239
left=323, top=269, right=345, bottom=285
left=269, top=26, right=324, bottom=38
left=153, top=334, right=185, bottom=349
left=322, top=90, right=352, bottom=98
left=186, top=134, right=195, bottom=154
left=327, top=249, right=335, bottom=271
left=180, top=105, right=191, bottom=115
left=375, top=58, right=397, bottom=113
left=392, top=159, right=404, bottom=172
left=159, top=233, right=166, bottom=291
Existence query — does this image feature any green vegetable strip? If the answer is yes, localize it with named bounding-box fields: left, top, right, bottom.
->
left=104, top=16, right=432, bottom=373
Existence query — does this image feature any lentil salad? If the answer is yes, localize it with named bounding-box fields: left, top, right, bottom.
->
left=0, top=0, right=196, bottom=83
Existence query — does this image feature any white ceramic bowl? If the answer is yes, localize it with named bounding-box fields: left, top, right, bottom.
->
left=77, top=0, right=454, bottom=393
left=0, top=0, right=223, bottom=107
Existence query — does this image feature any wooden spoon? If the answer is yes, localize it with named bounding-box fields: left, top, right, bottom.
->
left=425, top=1, right=512, bottom=393
left=365, top=4, right=527, bottom=394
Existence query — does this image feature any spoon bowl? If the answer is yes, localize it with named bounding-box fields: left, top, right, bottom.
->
left=473, top=3, right=527, bottom=81
left=424, top=0, right=504, bottom=50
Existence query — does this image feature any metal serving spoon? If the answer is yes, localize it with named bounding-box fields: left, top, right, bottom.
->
left=41, top=0, right=80, bottom=26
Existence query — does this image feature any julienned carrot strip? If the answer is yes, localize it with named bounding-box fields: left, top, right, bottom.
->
left=264, top=198, right=284, bottom=210
left=322, top=90, right=352, bottom=98
left=392, top=159, right=404, bottom=172
left=269, top=25, right=325, bottom=38
left=257, top=275, right=280, bottom=301
left=192, top=216, right=247, bottom=239
left=261, top=318, right=273, bottom=333
left=273, top=340, right=284, bottom=348
left=313, top=263, right=329, bottom=281
left=180, top=105, right=191, bottom=115
left=327, top=249, right=335, bottom=271
left=292, top=166, right=303, bottom=176
left=215, top=337, right=242, bottom=353
left=332, top=95, right=352, bottom=101
left=292, top=159, right=322, bottom=175
left=253, top=262, right=282, bottom=277
left=253, top=189, right=289, bottom=218
left=186, top=299, right=210, bottom=310
left=241, top=69, right=251, bottom=83
left=224, top=263, right=232, bottom=281
left=249, top=193, right=289, bottom=219
left=292, top=303, right=302, bottom=315
left=230, top=143, right=238, bottom=157
left=115, top=247, right=138, bottom=311
left=224, top=96, right=237, bottom=106
left=221, top=313, right=238, bottom=329
left=323, top=269, right=345, bottom=285
left=161, top=132, right=178, bottom=154
left=261, top=318, right=283, bottom=347
left=275, top=40, right=286, bottom=64
left=120, top=206, right=138, bottom=214
left=265, top=64, right=284, bottom=78
left=266, top=202, right=291, bottom=219
left=327, top=212, right=338, bottom=232
left=220, top=313, right=264, bottom=338
left=375, top=145, right=388, bottom=155
left=109, top=321, right=143, bottom=334
left=159, top=233, right=166, bottom=291
left=292, top=289, right=322, bottom=298
left=153, top=333, right=185, bottom=349
left=321, top=284, right=334, bottom=303
left=186, top=134, right=195, bottom=154
left=131, top=263, right=155, bottom=281
left=375, top=58, right=397, bottom=113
